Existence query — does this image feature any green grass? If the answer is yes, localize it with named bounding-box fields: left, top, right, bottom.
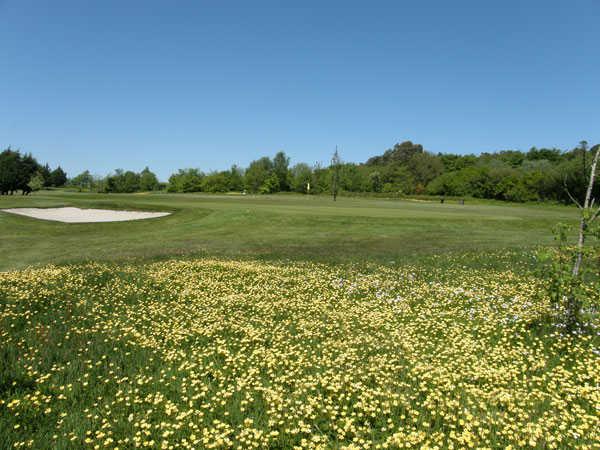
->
left=0, top=190, right=578, bottom=271
left=1, top=191, right=598, bottom=449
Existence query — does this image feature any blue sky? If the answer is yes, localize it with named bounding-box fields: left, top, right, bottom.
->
left=1, top=0, right=599, bottom=180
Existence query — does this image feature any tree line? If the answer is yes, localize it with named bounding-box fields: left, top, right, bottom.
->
left=5, top=140, right=599, bottom=203
left=0, top=148, right=67, bottom=195
left=164, top=141, right=599, bottom=203
left=67, top=168, right=162, bottom=193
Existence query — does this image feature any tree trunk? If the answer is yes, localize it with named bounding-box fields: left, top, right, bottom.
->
left=572, top=217, right=586, bottom=277
left=572, top=148, right=600, bottom=277
left=566, top=147, right=599, bottom=329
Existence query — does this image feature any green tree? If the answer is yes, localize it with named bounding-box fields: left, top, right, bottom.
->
left=202, top=171, right=231, bottom=192
left=368, top=170, right=383, bottom=192
left=339, top=163, right=367, bottom=192
left=39, top=163, right=52, bottom=187
left=438, top=153, right=477, bottom=172
left=244, top=157, right=273, bottom=193
left=167, top=169, right=204, bottom=192
left=0, top=148, right=22, bottom=194
left=521, top=160, right=559, bottom=201
left=427, top=171, right=466, bottom=197
left=273, top=151, right=290, bottom=191
left=102, top=169, right=142, bottom=193
left=27, top=172, right=45, bottom=191
left=227, top=165, right=244, bottom=191
left=0, top=149, right=43, bottom=194
left=311, top=164, right=330, bottom=194
left=380, top=165, right=415, bottom=194
left=366, top=141, right=423, bottom=165
left=122, top=171, right=141, bottom=193
left=488, top=150, right=525, bottom=168
left=559, top=144, right=600, bottom=204
left=526, top=147, right=562, bottom=162
left=139, top=167, right=159, bottom=191
left=406, top=152, right=444, bottom=187
left=49, top=166, right=68, bottom=187
left=70, top=170, right=94, bottom=192
left=290, top=163, right=313, bottom=193
left=259, top=173, right=280, bottom=194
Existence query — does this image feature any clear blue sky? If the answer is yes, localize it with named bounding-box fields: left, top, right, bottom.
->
left=2, top=0, right=599, bottom=180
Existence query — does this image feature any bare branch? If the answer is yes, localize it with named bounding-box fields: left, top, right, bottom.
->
left=563, top=176, right=583, bottom=209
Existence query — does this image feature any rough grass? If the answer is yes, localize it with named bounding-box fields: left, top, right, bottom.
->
left=1, top=257, right=598, bottom=449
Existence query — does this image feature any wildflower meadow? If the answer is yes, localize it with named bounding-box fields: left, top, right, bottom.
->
left=1, top=258, right=598, bottom=449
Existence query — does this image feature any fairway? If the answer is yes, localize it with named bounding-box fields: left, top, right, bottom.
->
left=0, top=191, right=578, bottom=271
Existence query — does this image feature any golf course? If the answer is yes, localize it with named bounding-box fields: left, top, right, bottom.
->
left=1, top=191, right=598, bottom=449
left=0, top=191, right=579, bottom=271
left=2, top=1, right=600, bottom=447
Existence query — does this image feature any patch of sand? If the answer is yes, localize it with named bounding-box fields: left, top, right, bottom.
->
left=1, top=207, right=171, bottom=223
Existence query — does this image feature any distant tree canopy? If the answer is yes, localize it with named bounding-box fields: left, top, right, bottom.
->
left=49, top=167, right=68, bottom=187
left=69, top=170, right=94, bottom=192
left=5, top=141, right=598, bottom=203
left=366, top=141, right=424, bottom=166
left=139, top=167, right=159, bottom=191
left=165, top=141, right=600, bottom=203
left=0, top=148, right=66, bottom=194
left=99, top=167, right=161, bottom=193
left=166, top=166, right=244, bottom=193
left=66, top=166, right=161, bottom=193
left=426, top=144, right=600, bottom=203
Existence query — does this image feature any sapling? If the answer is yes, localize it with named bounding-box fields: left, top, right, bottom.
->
left=549, top=145, right=600, bottom=330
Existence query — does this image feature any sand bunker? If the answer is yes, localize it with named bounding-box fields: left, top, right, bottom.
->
left=1, top=207, right=171, bottom=223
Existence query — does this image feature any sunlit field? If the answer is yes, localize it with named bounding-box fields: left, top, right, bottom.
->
left=3, top=0, right=600, bottom=448
left=1, top=257, right=598, bottom=449
left=1, top=192, right=598, bottom=449
left=0, top=190, right=579, bottom=271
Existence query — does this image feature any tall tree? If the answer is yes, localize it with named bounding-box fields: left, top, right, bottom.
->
left=244, top=157, right=273, bottom=193
left=39, top=163, right=52, bottom=187
left=272, top=151, right=290, bottom=191
left=0, top=148, right=42, bottom=194
left=331, top=147, right=341, bottom=201
left=227, top=165, right=244, bottom=191
left=139, top=167, right=159, bottom=191
left=368, top=170, right=383, bottom=192
left=167, top=169, right=204, bottom=193
left=406, top=152, right=444, bottom=187
left=0, top=148, right=21, bottom=194
left=290, top=163, right=313, bottom=193
left=70, top=170, right=94, bottom=191
left=19, top=154, right=41, bottom=190
left=202, top=171, right=231, bottom=192
left=50, top=166, right=68, bottom=187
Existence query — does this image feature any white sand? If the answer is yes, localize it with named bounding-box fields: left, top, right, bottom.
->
left=1, top=207, right=171, bottom=223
